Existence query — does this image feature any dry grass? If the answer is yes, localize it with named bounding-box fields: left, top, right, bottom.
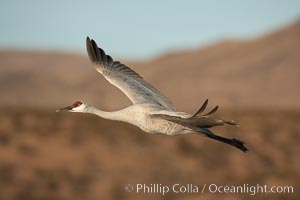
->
left=0, top=108, right=299, bottom=200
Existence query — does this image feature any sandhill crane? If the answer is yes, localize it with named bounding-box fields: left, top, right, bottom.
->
left=57, top=37, right=248, bottom=152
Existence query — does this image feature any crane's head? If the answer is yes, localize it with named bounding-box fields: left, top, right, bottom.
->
left=56, top=101, right=87, bottom=113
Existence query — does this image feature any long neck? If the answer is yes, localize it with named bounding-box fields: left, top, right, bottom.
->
left=85, top=105, right=123, bottom=121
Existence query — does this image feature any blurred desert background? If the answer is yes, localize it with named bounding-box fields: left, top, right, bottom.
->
left=0, top=20, right=299, bottom=200
left=1, top=1, right=300, bottom=199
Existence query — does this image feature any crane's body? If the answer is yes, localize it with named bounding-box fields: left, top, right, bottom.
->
left=83, top=103, right=184, bottom=135
left=57, top=37, right=248, bottom=152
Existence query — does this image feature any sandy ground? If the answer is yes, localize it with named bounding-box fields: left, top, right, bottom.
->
left=0, top=20, right=299, bottom=200
left=0, top=108, right=298, bottom=200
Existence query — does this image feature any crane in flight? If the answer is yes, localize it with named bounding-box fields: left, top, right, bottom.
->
left=57, top=37, right=248, bottom=152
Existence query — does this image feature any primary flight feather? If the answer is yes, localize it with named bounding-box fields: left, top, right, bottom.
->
left=57, top=37, right=248, bottom=152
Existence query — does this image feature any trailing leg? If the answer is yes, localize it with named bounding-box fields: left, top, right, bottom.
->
left=197, top=128, right=248, bottom=152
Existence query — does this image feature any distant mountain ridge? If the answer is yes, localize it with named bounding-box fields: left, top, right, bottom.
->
left=0, top=21, right=299, bottom=111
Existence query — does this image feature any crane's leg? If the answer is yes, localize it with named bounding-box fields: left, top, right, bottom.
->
left=196, top=128, right=248, bottom=152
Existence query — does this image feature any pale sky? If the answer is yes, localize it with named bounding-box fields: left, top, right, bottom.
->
left=0, top=0, right=300, bottom=59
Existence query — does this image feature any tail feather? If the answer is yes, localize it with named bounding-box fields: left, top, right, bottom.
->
left=151, top=113, right=239, bottom=129
left=223, top=120, right=239, bottom=127
left=198, top=128, right=248, bottom=152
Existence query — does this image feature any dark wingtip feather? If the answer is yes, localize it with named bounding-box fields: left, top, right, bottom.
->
left=85, top=37, right=145, bottom=81
left=86, top=36, right=98, bottom=63
left=192, top=99, right=209, bottom=117
left=204, top=105, right=219, bottom=116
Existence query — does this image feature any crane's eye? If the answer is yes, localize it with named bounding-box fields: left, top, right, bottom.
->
left=73, top=101, right=82, bottom=107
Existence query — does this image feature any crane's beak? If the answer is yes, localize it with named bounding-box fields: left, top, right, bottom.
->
left=56, top=105, right=74, bottom=112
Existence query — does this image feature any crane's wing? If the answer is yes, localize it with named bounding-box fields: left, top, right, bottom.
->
left=86, top=37, right=175, bottom=110
left=150, top=99, right=237, bottom=128
left=151, top=113, right=238, bottom=128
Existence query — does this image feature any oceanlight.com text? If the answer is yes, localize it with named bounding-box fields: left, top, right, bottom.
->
left=124, top=183, right=294, bottom=196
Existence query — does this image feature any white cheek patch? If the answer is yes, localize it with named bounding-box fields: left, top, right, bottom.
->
left=72, top=103, right=85, bottom=112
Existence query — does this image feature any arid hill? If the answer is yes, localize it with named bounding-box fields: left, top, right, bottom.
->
left=0, top=21, right=299, bottom=200
left=0, top=21, right=299, bottom=111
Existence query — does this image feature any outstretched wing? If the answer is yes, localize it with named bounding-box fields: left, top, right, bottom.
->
left=150, top=99, right=238, bottom=128
left=151, top=113, right=238, bottom=128
left=86, top=37, right=175, bottom=110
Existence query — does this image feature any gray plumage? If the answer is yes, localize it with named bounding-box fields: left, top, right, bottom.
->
left=58, top=37, right=248, bottom=153
left=86, top=37, right=175, bottom=110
